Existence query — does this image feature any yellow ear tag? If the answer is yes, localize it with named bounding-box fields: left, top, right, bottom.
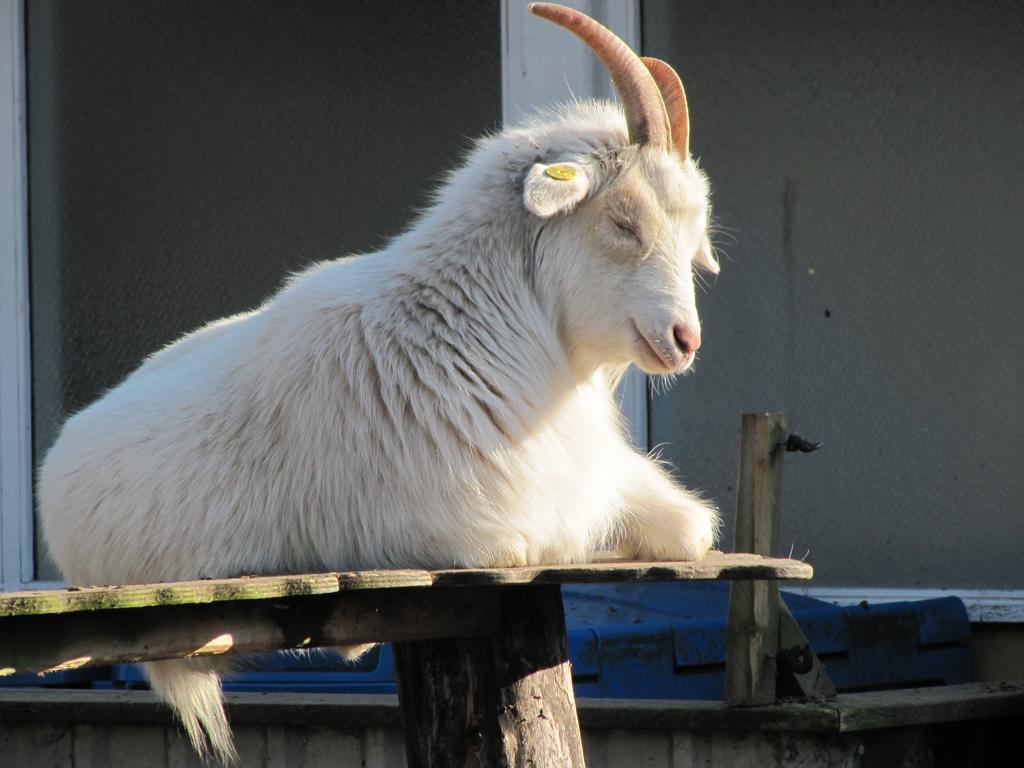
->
left=545, top=164, right=577, bottom=181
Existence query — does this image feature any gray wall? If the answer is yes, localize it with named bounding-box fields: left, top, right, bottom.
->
left=644, top=0, right=1024, bottom=588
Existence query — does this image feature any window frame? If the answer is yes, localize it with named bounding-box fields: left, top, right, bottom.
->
left=0, top=0, right=48, bottom=592
left=1, top=0, right=1020, bottom=621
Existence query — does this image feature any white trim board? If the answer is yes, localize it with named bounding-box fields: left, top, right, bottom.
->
left=0, top=0, right=33, bottom=593
left=501, top=0, right=648, bottom=451
left=792, top=587, right=1024, bottom=625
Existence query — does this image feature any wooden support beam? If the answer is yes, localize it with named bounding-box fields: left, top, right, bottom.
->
left=725, top=412, right=836, bottom=706
left=0, top=586, right=501, bottom=676
left=777, top=602, right=837, bottom=701
left=393, top=584, right=585, bottom=768
left=725, top=412, right=788, bottom=706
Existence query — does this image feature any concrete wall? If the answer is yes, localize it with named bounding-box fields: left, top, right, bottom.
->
left=642, top=0, right=1024, bottom=590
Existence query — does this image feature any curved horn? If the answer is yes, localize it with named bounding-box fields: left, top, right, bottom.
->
left=641, top=57, right=690, bottom=158
left=528, top=3, right=670, bottom=149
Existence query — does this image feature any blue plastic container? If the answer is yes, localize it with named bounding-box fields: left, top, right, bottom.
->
left=93, top=583, right=973, bottom=698
left=0, top=667, right=109, bottom=688
left=562, top=583, right=972, bottom=698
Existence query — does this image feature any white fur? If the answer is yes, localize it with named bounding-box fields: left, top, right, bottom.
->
left=38, top=101, right=719, bottom=763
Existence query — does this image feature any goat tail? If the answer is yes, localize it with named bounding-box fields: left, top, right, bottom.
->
left=335, top=642, right=377, bottom=661
left=144, top=658, right=237, bottom=765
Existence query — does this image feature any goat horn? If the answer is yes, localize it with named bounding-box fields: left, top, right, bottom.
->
left=641, top=57, right=690, bottom=159
left=528, top=3, right=670, bottom=149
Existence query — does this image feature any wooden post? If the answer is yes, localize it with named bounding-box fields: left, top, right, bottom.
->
left=725, top=412, right=787, bottom=706
left=392, top=584, right=585, bottom=768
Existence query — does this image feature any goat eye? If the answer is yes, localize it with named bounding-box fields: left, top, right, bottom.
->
left=610, top=217, right=641, bottom=243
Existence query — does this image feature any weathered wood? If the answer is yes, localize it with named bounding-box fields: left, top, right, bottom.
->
left=0, top=721, right=72, bottom=767
left=429, top=552, right=811, bottom=586
left=776, top=602, right=837, bottom=701
left=578, top=697, right=840, bottom=733
left=4, top=718, right=1020, bottom=768
left=725, top=581, right=780, bottom=706
left=0, top=553, right=812, bottom=619
left=393, top=584, right=585, bottom=768
left=4, top=681, right=1024, bottom=734
left=835, top=680, right=1024, bottom=732
left=0, top=572, right=348, bottom=617
left=0, top=586, right=500, bottom=676
left=732, top=414, right=788, bottom=557
left=725, top=413, right=788, bottom=706
left=3, top=715, right=1018, bottom=768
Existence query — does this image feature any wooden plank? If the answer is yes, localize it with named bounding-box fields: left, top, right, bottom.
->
left=4, top=682, right=1023, bottom=734
left=0, top=554, right=811, bottom=619
left=98, top=724, right=168, bottom=768
left=835, top=680, right=1024, bottom=732
left=582, top=729, right=610, bottom=767
left=166, top=723, right=267, bottom=767
left=0, top=689, right=405, bottom=728
left=0, top=572, right=346, bottom=617
left=0, top=586, right=500, bottom=675
left=428, top=552, right=812, bottom=587
left=4, top=714, right=1016, bottom=768
left=265, top=725, right=288, bottom=768
left=724, top=580, right=780, bottom=706
left=578, top=697, right=839, bottom=733
left=71, top=724, right=117, bottom=768
left=725, top=413, right=788, bottom=707
left=363, top=728, right=408, bottom=768
left=0, top=721, right=73, bottom=767
left=603, top=729, right=672, bottom=767
left=393, top=584, right=585, bottom=768
left=288, top=727, right=363, bottom=768
left=334, top=570, right=435, bottom=591
left=732, top=414, right=788, bottom=557
left=776, top=602, right=837, bottom=701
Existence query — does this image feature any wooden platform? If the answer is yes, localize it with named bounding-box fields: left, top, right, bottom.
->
left=0, top=552, right=811, bottom=767
left=0, top=551, right=811, bottom=618
left=0, top=552, right=810, bottom=677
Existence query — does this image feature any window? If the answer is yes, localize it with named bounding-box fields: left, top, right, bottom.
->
left=3, top=0, right=504, bottom=586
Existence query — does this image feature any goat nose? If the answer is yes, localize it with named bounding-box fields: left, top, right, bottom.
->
left=672, top=323, right=701, bottom=356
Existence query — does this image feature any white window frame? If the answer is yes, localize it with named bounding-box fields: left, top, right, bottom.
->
left=0, top=0, right=1019, bottom=621
left=0, top=0, right=47, bottom=593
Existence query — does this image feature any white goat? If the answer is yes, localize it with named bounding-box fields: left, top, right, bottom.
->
left=38, top=4, right=720, bottom=762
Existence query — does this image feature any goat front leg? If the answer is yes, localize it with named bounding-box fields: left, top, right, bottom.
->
left=614, top=452, right=719, bottom=562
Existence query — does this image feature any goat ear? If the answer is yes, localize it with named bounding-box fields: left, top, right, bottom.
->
left=523, top=162, right=590, bottom=218
left=694, top=233, right=720, bottom=274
